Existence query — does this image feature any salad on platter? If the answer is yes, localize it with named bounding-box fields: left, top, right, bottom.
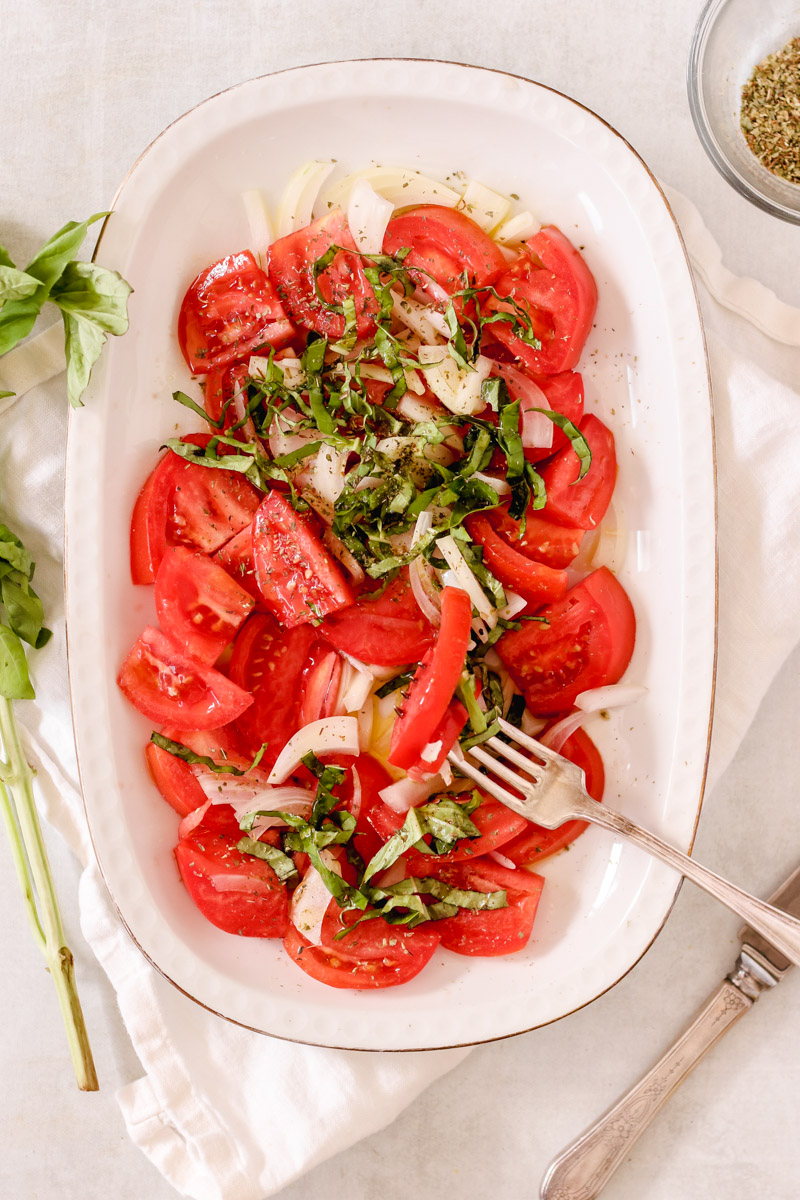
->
left=117, top=162, right=638, bottom=990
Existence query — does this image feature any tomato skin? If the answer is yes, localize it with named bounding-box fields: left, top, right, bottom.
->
left=178, top=250, right=295, bottom=374
left=319, top=568, right=435, bottom=667
left=484, top=226, right=598, bottom=375
left=502, top=728, right=605, bottom=865
left=299, top=645, right=343, bottom=727
left=228, top=612, right=316, bottom=765
left=143, top=435, right=262, bottom=578
left=117, top=626, right=254, bottom=729
left=252, top=491, right=354, bottom=628
left=174, top=810, right=289, bottom=937
left=497, top=567, right=636, bottom=714
left=383, top=205, right=507, bottom=298
left=541, top=414, right=616, bottom=530
left=389, top=587, right=473, bottom=770
left=416, top=858, right=545, bottom=956
left=145, top=738, right=207, bottom=817
left=154, top=546, right=255, bottom=665
left=405, top=697, right=467, bottom=781
left=485, top=506, right=585, bottom=570
left=268, top=210, right=378, bottom=340
left=130, top=467, right=158, bottom=584
left=284, top=917, right=439, bottom=989
left=465, top=511, right=569, bottom=607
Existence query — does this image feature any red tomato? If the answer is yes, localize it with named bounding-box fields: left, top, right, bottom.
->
left=416, top=857, right=545, bottom=956
left=178, top=250, right=295, bottom=374
left=215, top=523, right=263, bottom=604
left=154, top=546, right=255, bottom=665
left=465, top=511, right=569, bottom=607
left=203, top=361, right=252, bottom=434
left=383, top=205, right=506, bottom=299
left=325, top=753, right=394, bottom=867
left=299, top=644, right=343, bottom=726
left=497, top=567, right=636, bottom=714
left=389, top=587, right=473, bottom=770
left=145, top=738, right=207, bottom=817
left=541, top=414, right=616, bottom=530
left=284, top=914, right=439, bottom=989
left=174, top=808, right=289, bottom=937
left=406, top=697, right=468, bottom=781
left=484, top=506, right=585, bottom=570
left=368, top=792, right=529, bottom=874
left=502, top=727, right=605, bottom=865
left=228, top=612, right=316, bottom=764
left=268, top=210, right=378, bottom=340
left=319, top=568, right=435, bottom=667
left=135, top=435, right=262, bottom=580
left=117, top=626, right=253, bottom=729
left=252, top=491, right=354, bottom=628
left=484, top=226, right=597, bottom=375
left=320, top=901, right=441, bottom=963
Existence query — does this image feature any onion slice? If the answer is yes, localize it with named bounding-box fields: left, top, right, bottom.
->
left=290, top=851, right=341, bottom=945
left=458, top=180, right=511, bottom=233
left=242, top=189, right=274, bottom=270
left=575, top=684, right=647, bottom=712
left=268, top=716, right=360, bottom=784
left=379, top=774, right=445, bottom=813
left=275, top=160, right=336, bottom=238
left=317, top=166, right=460, bottom=215
left=347, top=177, right=394, bottom=255
left=436, top=534, right=496, bottom=623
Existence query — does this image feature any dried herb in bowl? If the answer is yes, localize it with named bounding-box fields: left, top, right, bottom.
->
left=740, top=36, right=800, bottom=185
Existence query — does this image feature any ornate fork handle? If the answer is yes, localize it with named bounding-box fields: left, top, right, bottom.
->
left=581, top=802, right=800, bottom=968
left=539, top=981, right=752, bottom=1200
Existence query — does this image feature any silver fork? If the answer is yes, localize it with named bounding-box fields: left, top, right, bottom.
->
left=448, top=717, right=800, bottom=967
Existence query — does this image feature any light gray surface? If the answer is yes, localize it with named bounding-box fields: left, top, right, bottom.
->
left=2, top=2, right=799, bottom=1198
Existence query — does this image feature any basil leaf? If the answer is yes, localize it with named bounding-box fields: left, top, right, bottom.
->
left=50, top=260, right=132, bottom=407
left=236, top=836, right=299, bottom=884
left=362, top=807, right=428, bottom=884
left=0, top=524, right=33, bottom=576
left=0, top=623, right=34, bottom=700
left=375, top=669, right=414, bottom=699
left=1, top=574, right=48, bottom=647
left=532, top=408, right=592, bottom=480
left=0, top=265, right=40, bottom=305
left=172, top=389, right=224, bottom=428
left=149, top=732, right=267, bottom=775
left=0, top=212, right=107, bottom=355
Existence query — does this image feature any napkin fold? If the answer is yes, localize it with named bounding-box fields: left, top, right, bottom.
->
left=2, top=187, right=800, bottom=1200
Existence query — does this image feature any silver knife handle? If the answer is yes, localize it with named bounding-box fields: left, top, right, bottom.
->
left=539, top=981, right=752, bottom=1200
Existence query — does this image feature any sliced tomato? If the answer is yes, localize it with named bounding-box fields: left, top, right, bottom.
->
left=154, top=546, right=255, bottom=665
left=465, top=511, right=569, bottom=607
left=415, top=857, right=545, bottom=956
left=284, top=914, right=439, bottom=989
left=130, top=466, right=158, bottom=584
left=497, top=567, right=636, bottom=714
left=485, top=505, right=585, bottom=570
left=406, top=697, right=468, bottom=781
left=228, top=612, right=316, bottom=764
left=252, top=491, right=353, bottom=628
left=320, top=901, right=440, bottom=962
left=268, top=210, right=378, bottom=340
left=319, top=568, right=435, bottom=667
left=203, top=361, right=252, bottom=433
left=383, top=205, right=506, bottom=299
left=368, top=792, right=529, bottom=874
left=141, top=435, right=262, bottom=578
left=174, top=808, right=289, bottom=937
left=389, top=587, right=473, bottom=771
left=145, top=738, right=207, bottom=817
left=299, top=644, right=343, bottom=727
left=178, top=250, right=295, bottom=374
left=325, top=753, right=394, bottom=867
left=118, top=626, right=253, bottom=729
left=483, top=226, right=598, bottom=375
left=502, top=727, right=605, bottom=866
left=541, top=413, right=616, bottom=530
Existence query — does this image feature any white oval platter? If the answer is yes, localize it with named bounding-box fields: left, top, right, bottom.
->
left=65, top=59, right=716, bottom=1051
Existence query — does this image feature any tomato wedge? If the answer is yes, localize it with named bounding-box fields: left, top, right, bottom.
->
left=465, top=511, right=569, bottom=607
left=497, top=567, right=636, bottom=713
left=389, top=586, right=472, bottom=770
left=415, top=858, right=545, bottom=956
left=406, top=697, right=468, bottom=781
left=383, top=205, right=506, bottom=299
left=299, top=644, right=343, bottom=727
left=215, top=523, right=263, bottom=604
left=228, top=612, right=316, bottom=764
left=284, top=912, right=440, bottom=989
left=368, top=792, right=529, bottom=873
left=145, top=738, right=207, bottom=817
left=178, top=250, right=295, bottom=374
left=154, top=546, right=255, bottom=665
left=541, top=414, right=616, bottom=530
left=268, top=210, right=378, bottom=340
left=319, top=568, right=435, bottom=666
left=117, top=626, right=253, bottom=728
left=483, top=226, right=597, bottom=375
left=485, top=505, right=585, bottom=570
left=251, top=491, right=353, bottom=628
left=130, top=465, right=158, bottom=584
left=174, top=807, right=289, bottom=937
left=502, top=728, right=605, bottom=865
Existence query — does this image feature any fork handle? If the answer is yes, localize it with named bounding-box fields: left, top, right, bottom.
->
left=583, top=804, right=800, bottom=968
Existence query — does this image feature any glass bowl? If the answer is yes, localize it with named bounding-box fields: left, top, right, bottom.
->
left=688, top=0, right=800, bottom=224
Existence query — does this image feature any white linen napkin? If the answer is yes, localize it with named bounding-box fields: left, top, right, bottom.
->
left=2, top=187, right=800, bottom=1200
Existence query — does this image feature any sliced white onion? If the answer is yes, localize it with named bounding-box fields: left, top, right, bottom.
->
left=197, top=776, right=313, bottom=837
left=493, top=210, right=540, bottom=244
left=458, top=180, right=511, bottom=233
left=521, top=711, right=548, bottom=738
left=178, top=800, right=211, bottom=840
left=521, top=407, right=554, bottom=451
left=307, top=442, right=350, bottom=505
left=436, top=534, right=496, bottom=623
left=472, top=471, right=511, bottom=496
left=496, top=590, right=528, bottom=621
left=274, top=357, right=307, bottom=389
left=409, top=554, right=442, bottom=628
left=493, top=363, right=553, bottom=450
left=337, top=661, right=374, bottom=715
left=392, top=293, right=449, bottom=342
left=488, top=850, right=517, bottom=870
left=356, top=696, right=374, bottom=750
left=396, top=390, right=444, bottom=423
left=417, top=346, right=492, bottom=416
left=242, top=189, right=274, bottom=269
left=318, top=166, right=460, bottom=217
left=276, top=160, right=336, bottom=238
left=575, top=684, right=647, bottom=712
left=347, top=177, right=394, bottom=255
left=349, top=767, right=362, bottom=823
left=340, top=653, right=398, bottom=681
left=540, top=711, right=587, bottom=753
left=268, top=716, right=360, bottom=784
left=379, top=774, right=445, bottom=813
left=290, top=851, right=341, bottom=945
left=268, top=407, right=316, bottom=459
left=322, top=527, right=365, bottom=584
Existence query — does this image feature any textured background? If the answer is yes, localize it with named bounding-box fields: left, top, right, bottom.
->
left=2, top=2, right=800, bottom=1197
